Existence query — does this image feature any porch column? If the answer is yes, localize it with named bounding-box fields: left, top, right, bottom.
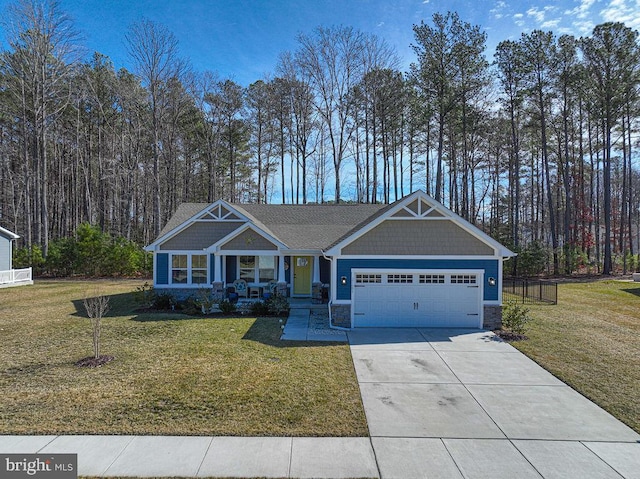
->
left=313, top=255, right=321, bottom=283
left=213, top=254, right=222, bottom=282
left=211, top=253, right=224, bottom=301
left=278, top=254, right=286, bottom=282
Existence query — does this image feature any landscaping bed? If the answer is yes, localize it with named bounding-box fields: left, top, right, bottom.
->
left=511, top=279, right=640, bottom=433
left=0, top=280, right=367, bottom=436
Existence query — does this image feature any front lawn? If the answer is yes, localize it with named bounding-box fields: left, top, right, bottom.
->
left=512, top=279, right=640, bottom=433
left=0, top=280, right=368, bottom=436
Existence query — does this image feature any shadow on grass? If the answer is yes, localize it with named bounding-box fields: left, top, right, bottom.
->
left=242, top=316, right=343, bottom=348
left=621, top=287, right=640, bottom=298
left=70, top=291, right=138, bottom=319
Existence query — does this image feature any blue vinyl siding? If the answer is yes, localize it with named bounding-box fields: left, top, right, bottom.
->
left=156, top=253, right=169, bottom=285
left=336, top=258, right=499, bottom=301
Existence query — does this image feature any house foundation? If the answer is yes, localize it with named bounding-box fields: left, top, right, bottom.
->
left=330, top=304, right=351, bottom=328
left=483, top=305, right=502, bottom=330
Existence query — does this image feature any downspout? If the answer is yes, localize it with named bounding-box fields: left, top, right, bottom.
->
left=321, top=250, right=351, bottom=331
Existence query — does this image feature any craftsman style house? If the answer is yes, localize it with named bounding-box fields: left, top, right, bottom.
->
left=145, top=191, right=515, bottom=329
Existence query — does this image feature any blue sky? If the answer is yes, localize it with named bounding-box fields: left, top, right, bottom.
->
left=1, top=0, right=639, bottom=86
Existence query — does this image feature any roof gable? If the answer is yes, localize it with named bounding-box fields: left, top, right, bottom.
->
left=145, top=201, right=251, bottom=251
left=325, top=190, right=515, bottom=257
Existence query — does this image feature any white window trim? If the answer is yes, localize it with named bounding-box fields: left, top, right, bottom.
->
left=169, top=252, right=209, bottom=287
left=236, top=255, right=278, bottom=285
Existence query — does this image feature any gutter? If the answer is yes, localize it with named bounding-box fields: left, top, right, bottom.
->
left=321, top=249, right=351, bottom=331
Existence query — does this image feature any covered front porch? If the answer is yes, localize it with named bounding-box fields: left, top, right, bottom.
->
left=209, top=253, right=330, bottom=303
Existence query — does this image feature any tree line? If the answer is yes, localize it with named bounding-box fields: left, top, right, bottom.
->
left=1, top=0, right=639, bottom=276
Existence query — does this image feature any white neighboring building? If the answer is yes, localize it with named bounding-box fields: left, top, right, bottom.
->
left=0, top=226, right=33, bottom=288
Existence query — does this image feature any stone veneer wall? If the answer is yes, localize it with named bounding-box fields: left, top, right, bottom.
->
left=330, top=304, right=351, bottom=328
left=483, top=305, right=502, bottom=330
left=154, top=288, right=202, bottom=301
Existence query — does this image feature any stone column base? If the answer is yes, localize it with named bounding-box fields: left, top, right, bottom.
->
left=312, top=282, right=323, bottom=304
left=276, top=281, right=288, bottom=297
left=211, top=281, right=225, bottom=301
left=331, top=304, right=351, bottom=328
left=483, top=305, right=502, bottom=330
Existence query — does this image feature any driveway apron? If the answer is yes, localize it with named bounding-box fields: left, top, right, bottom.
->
left=348, top=327, right=640, bottom=479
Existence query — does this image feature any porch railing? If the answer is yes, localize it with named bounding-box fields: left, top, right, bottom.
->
left=503, top=277, right=557, bottom=305
left=0, top=267, right=33, bottom=287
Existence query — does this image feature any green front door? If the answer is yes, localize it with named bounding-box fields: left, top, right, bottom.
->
left=293, top=256, right=312, bottom=295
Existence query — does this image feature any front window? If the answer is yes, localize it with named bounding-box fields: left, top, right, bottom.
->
left=238, top=255, right=276, bottom=283
left=239, top=256, right=256, bottom=282
left=172, top=255, right=188, bottom=284
left=191, top=255, right=207, bottom=284
left=171, top=254, right=208, bottom=285
left=259, top=256, right=275, bottom=282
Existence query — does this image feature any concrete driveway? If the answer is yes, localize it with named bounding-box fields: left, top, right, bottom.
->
left=348, top=328, right=640, bottom=479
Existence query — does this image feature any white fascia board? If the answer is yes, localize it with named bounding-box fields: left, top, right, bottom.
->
left=282, top=249, right=323, bottom=255
left=145, top=200, right=249, bottom=252
left=0, top=226, right=20, bottom=240
left=336, top=254, right=502, bottom=260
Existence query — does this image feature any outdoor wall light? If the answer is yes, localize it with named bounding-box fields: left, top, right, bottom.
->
left=488, top=277, right=496, bottom=286
left=341, top=276, right=347, bottom=285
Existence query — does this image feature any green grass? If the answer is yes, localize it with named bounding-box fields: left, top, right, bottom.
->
left=0, top=280, right=368, bottom=436
left=512, top=279, right=640, bottom=433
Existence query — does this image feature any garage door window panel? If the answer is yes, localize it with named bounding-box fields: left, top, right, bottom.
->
left=387, top=274, right=413, bottom=283
left=451, top=274, right=477, bottom=284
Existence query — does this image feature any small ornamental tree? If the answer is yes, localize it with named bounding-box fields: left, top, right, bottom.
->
left=83, top=292, right=110, bottom=359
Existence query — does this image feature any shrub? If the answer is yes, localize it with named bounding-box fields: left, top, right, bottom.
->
left=266, top=293, right=290, bottom=315
left=502, top=300, right=533, bottom=334
left=218, top=299, right=237, bottom=314
left=153, top=292, right=176, bottom=310
left=134, top=282, right=156, bottom=308
left=250, top=300, right=271, bottom=316
left=12, top=245, right=46, bottom=272
left=194, top=289, right=217, bottom=314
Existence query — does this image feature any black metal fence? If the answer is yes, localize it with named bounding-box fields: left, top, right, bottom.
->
left=503, top=278, right=558, bottom=305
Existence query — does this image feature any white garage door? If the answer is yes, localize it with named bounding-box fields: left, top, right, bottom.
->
left=352, top=270, right=483, bottom=328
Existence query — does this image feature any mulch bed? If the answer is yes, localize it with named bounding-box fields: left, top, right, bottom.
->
left=75, top=355, right=115, bottom=368
left=493, top=330, right=529, bottom=342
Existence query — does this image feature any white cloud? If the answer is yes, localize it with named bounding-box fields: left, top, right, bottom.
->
left=542, top=19, right=561, bottom=28
left=572, top=19, right=595, bottom=34
left=601, top=0, right=640, bottom=29
left=490, top=1, right=508, bottom=19
left=564, top=0, right=596, bottom=18
left=513, top=12, right=525, bottom=26
left=527, top=7, right=546, bottom=23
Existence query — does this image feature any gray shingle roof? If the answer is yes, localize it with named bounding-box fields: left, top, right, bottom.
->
left=155, top=202, right=388, bottom=250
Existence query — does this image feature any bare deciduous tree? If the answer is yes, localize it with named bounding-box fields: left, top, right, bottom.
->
left=83, top=292, right=110, bottom=359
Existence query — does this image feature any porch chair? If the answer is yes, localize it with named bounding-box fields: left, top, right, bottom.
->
left=233, top=279, right=248, bottom=298
left=263, top=279, right=278, bottom=299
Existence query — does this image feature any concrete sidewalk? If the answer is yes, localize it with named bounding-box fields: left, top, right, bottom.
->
left=280, top=307, right=347, bottom=341
left=0, top=435, right=378, bottom=478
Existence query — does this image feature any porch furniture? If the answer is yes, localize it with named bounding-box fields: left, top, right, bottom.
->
left=267, top=280, right=278, bottom=293
left=249, top=286, right=262, bottom=298
left=233, top=279, right=248, bottom=298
